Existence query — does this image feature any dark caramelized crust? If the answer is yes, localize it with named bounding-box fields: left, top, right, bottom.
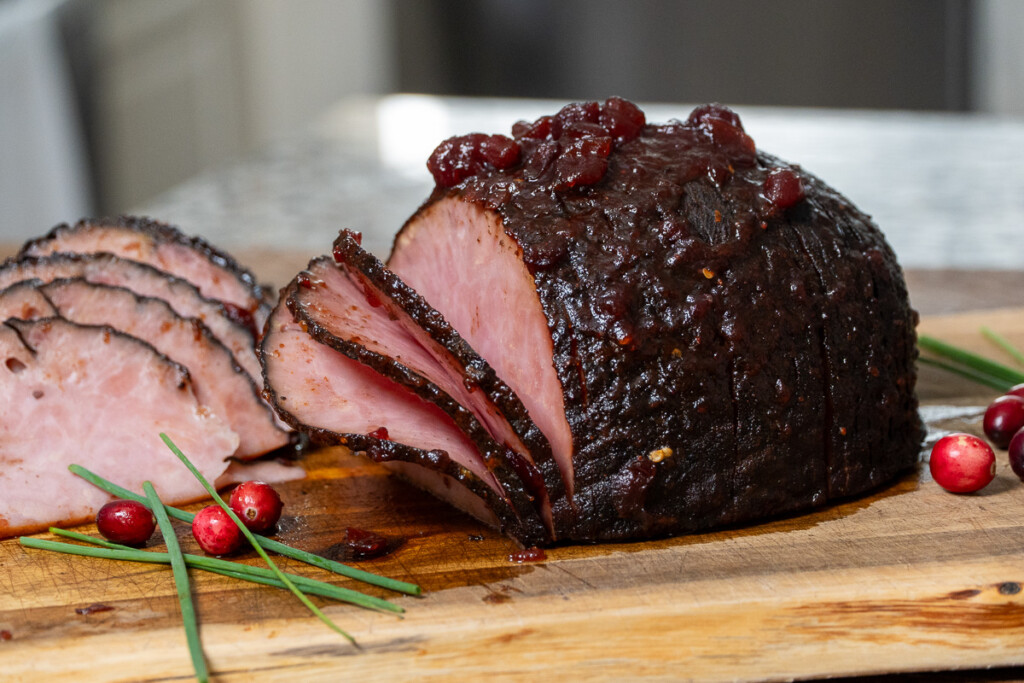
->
left=390, top=101, right=923, bottom=541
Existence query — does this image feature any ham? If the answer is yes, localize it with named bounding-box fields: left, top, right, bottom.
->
left=260, top=293, right=545, bottom=544
left=19, top=216, right=272, bottom=334
left=262, top=99, right=923, bottom=544
left=0, top=253, right=262, bottom=385
left=0, top=317, right=238, bottom=537
left=38, top=279, right=289, bottom=459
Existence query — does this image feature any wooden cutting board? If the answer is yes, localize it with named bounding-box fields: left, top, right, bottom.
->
left=2, top=308, right=1024, bottom=682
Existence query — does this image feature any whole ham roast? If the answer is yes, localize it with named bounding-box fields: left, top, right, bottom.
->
left=262, top=99, right=925, bottom=546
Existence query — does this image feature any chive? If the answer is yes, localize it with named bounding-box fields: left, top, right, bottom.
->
left=159, top=434, right=355, bottom=644
left=918, top=334, right=1024, bottom=386
left=67, top=464, right=421, bottom=596
left=917, top=356, right=1011, bottom=391
left=47, top=528, right=399, bottom=614
left=144, top=482, right=208, bottom=683
left=981, top=326, right=1024, bottom=369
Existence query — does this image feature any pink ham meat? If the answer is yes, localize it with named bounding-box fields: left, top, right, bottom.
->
left=294, top=236, right=563, bottom=535
left=261, top=292, right=545, bottom=543
left=390, top=199, right=573, bottom=500
left=0, top=280, right=56, bottom=321
left=19, top=216, right=272, bottom=335
left=38, top=279, right=288, bottom=459
left=0, top=317, right=238, bottom=537
left=0, top=253, right=262, bottom=385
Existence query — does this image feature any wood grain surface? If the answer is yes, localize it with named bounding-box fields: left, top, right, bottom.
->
left=2, top=295, right=1024, bottom=681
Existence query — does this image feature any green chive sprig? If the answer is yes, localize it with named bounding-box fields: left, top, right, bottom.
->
left=67, top=463, right=420, bottom=596
left=158, top=433, right=355, bottom=644
left=144, top=482, right=208, bottom=683
left=981, top=326, right=1024, bottom=368
left=29, top=530, right=401, bottom=614
left=918, top=334, right=1024, bottom=391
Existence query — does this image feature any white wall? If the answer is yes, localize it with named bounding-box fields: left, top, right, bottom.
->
left=90, top=0, right=394, bottom=213
left=972, top=0, right=1024, bottom=117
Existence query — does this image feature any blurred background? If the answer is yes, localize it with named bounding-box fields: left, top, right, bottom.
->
left=1, top=0, right=1022, bottom=259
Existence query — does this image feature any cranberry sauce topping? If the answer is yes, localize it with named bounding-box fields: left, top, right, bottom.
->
left=428, top=97, right=645, bottom=190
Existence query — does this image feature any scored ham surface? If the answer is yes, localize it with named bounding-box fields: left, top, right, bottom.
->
left=260, top=292, right=546, bottom=544
left=262, top=99, right=924, bottom=545
left=0, top=253, right=262, bottom=384
left=19, top=216, right=273, bottom=334
left=0, top=317, right=238, bottom=537
left=37, top=279, right=288, bottom=459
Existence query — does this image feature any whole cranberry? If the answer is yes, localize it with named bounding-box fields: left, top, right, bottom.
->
left=983, top=395, right=1024, bottom=449
left=929, top=433, right=996, bottom=493
left=1005, top=383, right=1024, bottom=400
left=229, top=481, right=283, bottom=533
left=96, top=500, right=156, bottom=546
left=1008, top=429, right=1024, bottom=481
left=192, top=505, right=243, bottom=555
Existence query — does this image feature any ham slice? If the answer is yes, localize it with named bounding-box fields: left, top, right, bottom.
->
left=0, top=253, right=262, bottom=385
left=19, top=216, right=272, bottom=334
left=38, top=279, right=289, bottom=459
left=260, top=288, right=546, bottom=544
left=0, top=317, right=238, bottom=537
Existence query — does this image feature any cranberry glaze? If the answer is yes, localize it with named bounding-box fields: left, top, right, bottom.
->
left=413, top=99, right=923, bottom=540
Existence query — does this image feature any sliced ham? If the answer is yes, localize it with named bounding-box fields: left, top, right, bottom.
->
left=0, top=253, right=261, bottom=385
left=261, top=288, right=546, bottom=545
left=0, top=280, right=56, bottom=321
left=19, top=216, right=272, bottom=333
left=37, top=279, right=289, bottom=459
left=294, top=238, right=560, bottom=536
left=0, top=317, right=238, bottom=537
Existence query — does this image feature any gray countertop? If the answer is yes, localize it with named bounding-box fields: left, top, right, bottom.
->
left=141, top=95, right=1024, bottom=269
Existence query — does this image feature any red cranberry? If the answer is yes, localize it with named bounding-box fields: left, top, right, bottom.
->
left=192, top=505, right=243, bottom=555
left=1008, top=429, right=1024, bottom=481
left=96, top=500, right=156, bottom=546
left=929, top=433, right=996, bottom=493
left=478, top=135, right=520, bottom=169
left=554, top=137, right=612, bottom=190
left=1006, top=383, right=1024, bottom=400
left=512, top=115, right=559, bottom=141
left=368, top=426, right=390, bottom=441
left=763, top=168, right=806, bottom=209
left=599, top=97, right=645, bottom=142
left=687, top=103, right=744, bottom=130
left=228, top=481, right=283, bottom=534
left=983, top=395, right=1024, bottom=449
left=555, top=101, right=601, bottom=128
left=426, top=133, right=521, bottom=187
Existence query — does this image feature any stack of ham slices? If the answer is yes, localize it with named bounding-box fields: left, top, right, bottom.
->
left=0, top=217, right=292, bottom=537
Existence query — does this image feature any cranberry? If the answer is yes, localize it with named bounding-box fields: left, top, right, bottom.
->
left=343, top=527, right=390, bottom=560
left=512, top=115, right=559, bottom=141
left=1008, top=429, right=1024, bottom=481
left=599, top=97, right=645, bottom=142
left=929, top=433, right=996, bottom=493
left=983, top=395, right=1024, bottom=449
left=687, top=103, right=744, bottom=130
left=368, top=426, right=390, bottom=440
left=1006, top=383, right=1024, bottom=400
left=96, top=500, right=156, bottom=546
left=228, top=481, right=283, bottom=534
left=478, top=135, right=520, bottom=169
left=555, top=137, right=612, bottom=190
left=192, top=505, right=243, bottom=555
left=555, top=101, right=601, bottom=128
left=427, top=133, right=521, bottom=187
left=763, top=169, right=806, bottom=210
